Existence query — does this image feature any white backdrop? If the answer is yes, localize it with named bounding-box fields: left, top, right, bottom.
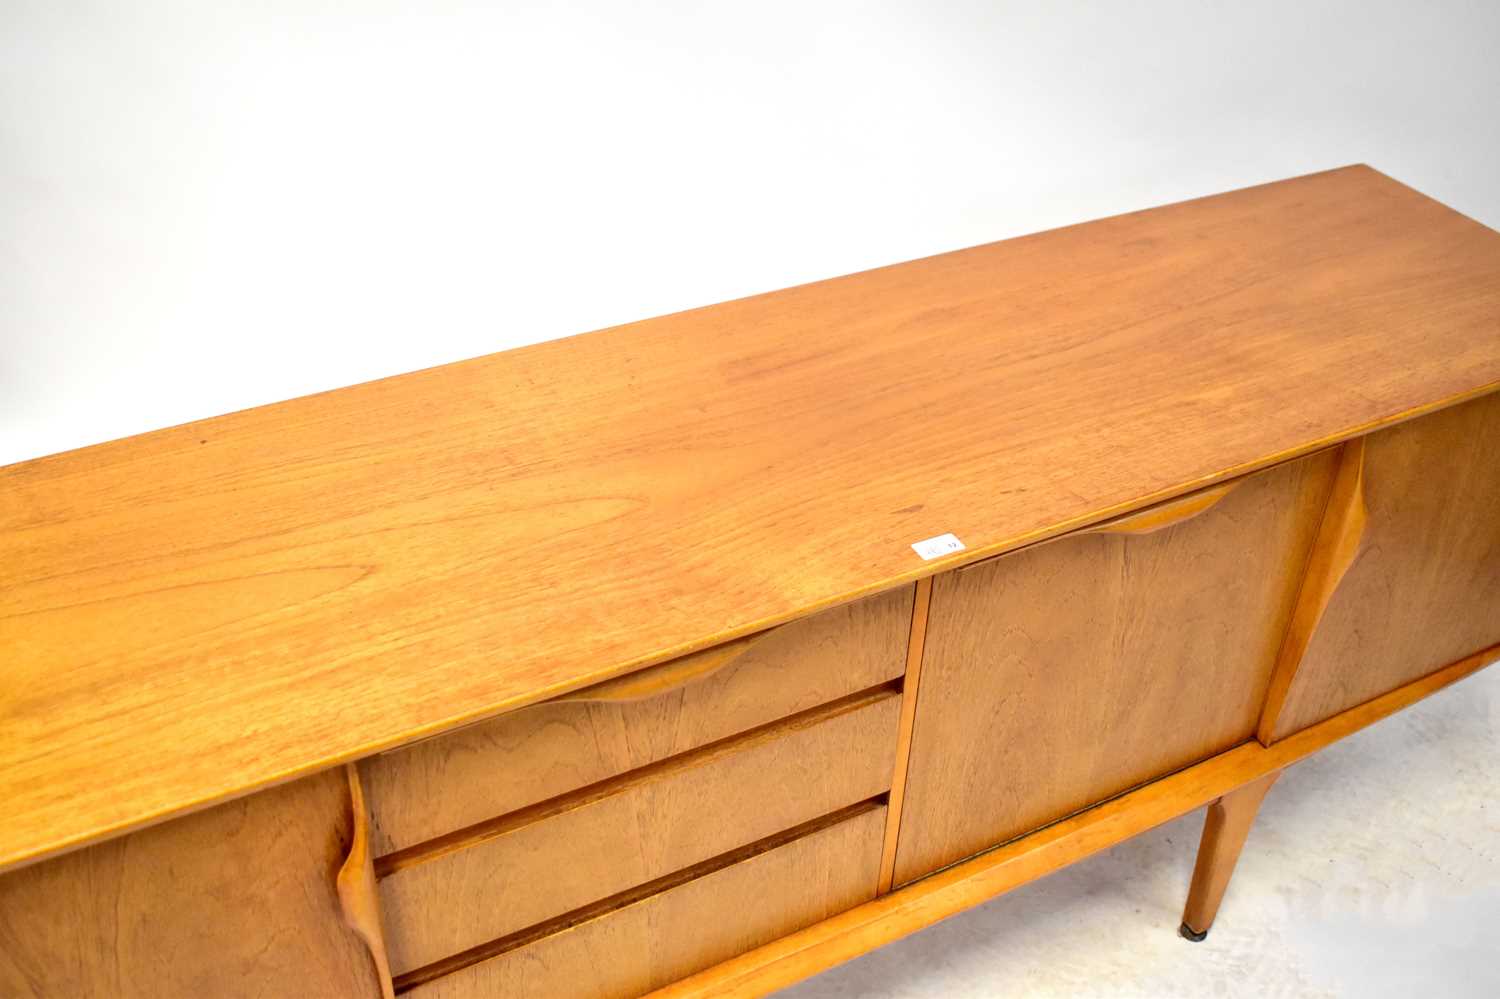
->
left=4, top=1, right=1499, bottom=466
left=4, top=5, right=1498, bottom=996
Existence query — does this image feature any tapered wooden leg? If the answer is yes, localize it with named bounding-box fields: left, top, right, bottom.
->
left=1179, top=769, right=1280, bottom=941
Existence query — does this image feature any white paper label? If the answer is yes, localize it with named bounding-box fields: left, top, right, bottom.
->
left=911, top=533, right=966, bottom=560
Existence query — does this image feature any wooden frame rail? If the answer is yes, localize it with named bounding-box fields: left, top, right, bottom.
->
left=649, top=643, right=1499, bottom=998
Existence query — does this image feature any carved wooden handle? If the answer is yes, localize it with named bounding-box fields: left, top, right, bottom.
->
left=954, top=479, right=1242, bottom=578
left=337, top=764, right=397, bottom=999
left=375, top=630, right=774, bottom=758
left=1256, top=439, right=1368, bottom=743
left=558, top=631, right=767, bottom=704
left=1088, top=481, right=1239, bottom=536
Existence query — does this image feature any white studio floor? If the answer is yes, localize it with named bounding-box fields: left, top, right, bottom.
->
left=781, top=663, right=1500, bottom=998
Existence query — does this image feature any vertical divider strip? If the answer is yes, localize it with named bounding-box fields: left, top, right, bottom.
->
left=877, top=576, right=936, bottom=894
left=338, top=763, right=398, bottom=999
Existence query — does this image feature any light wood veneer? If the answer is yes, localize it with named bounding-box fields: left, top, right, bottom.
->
left=378, top=687, right=900, bottom=974
left=361, top=587, right=911, bottom=856
left=892, top=452, right=1336, bottom=884
left=0, top=770, right=379, bottom=997
left=405, top=803, right=886, bottom=998
left=5, top=165, right=1500, bottom=873
left=1261, top=390, right=1500, bottom=740
left=1, top=166, right=1498, bottom=999
left=651, top=647, right=1500, bottom=999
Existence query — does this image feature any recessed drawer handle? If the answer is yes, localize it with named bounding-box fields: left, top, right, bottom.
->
left=559, top=630, right=770, bottom=704
left=373, top=630, right=774, bottom=758
left=1088, top=481, right=1239, bottom=536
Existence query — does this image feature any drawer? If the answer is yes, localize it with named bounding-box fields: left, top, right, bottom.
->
left=378, top=687, right=900, bottom=975
left=362, top=585, right=912, bottom=855
left=400, top=801, right=886, bottom=998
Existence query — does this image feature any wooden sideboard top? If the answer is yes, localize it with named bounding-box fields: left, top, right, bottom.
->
left=3, top=164, right=1499, bottom=872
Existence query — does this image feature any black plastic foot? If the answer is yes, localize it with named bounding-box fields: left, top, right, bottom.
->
left=1178, top=921, right=1209, bottom=942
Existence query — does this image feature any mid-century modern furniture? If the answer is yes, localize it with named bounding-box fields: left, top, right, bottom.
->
left=2, top=165, right=1497, bottom=997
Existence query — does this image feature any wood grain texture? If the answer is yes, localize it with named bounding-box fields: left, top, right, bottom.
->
left=1266, top=391, right=1500, bottom=740
left=377, top=688, right=899, bottom=974
left=893, top=453, right=1337, bottom=885
left=0, top=770, right=380, bottom=998
left=404, top=804, right=885, bottom=999
left=362, top=587, right=910, bottom=856
left=1180, top=770, right=1281, bottom=937
left=649, top=646, right=1500, bottom=999
left=4, top=165, right=1500, bottom=872
left=877, top=577, right=932, bottom=895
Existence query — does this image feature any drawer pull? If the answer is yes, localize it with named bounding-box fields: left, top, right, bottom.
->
left=558, top=632, right=766, bottom=704
left=1089, top=481, right=1239, bottom=536
left=361, top=589, right=912, bottom=857
left=376, top=634, right=767, bottom=754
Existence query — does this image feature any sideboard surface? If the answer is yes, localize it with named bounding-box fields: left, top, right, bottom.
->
left=2, top=165, right=1498, bottom=998
left=4, top=164, right=1500, bottom=873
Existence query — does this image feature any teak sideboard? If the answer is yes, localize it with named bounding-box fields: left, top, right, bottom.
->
left=2, top=165, right=1498, bottom=997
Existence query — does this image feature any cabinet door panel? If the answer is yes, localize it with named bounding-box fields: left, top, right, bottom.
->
left=0, top=772, right=379, bottom=998
left=892, top=452, right=1336, bottom=886
left=1266, top=392, right=1500, bottom=740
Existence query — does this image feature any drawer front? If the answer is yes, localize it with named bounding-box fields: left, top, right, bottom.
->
left=402, top=802, right=885, bottom=999
left=379, top=689, right=900, bottom=975
left=893, top=452, right=1338, bottom=886
left=362, top=585, right=912, bottom=856
left=1266, top=392, right=1500, bottom=740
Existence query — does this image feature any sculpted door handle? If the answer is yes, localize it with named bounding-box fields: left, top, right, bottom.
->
left=953, top=478, right=1244, bottom=578
left=1088, top=480, right=1240, bottom=536
left=1257, top=438, right=1369, bottom=743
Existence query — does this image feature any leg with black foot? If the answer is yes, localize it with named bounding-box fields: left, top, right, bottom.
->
left=1179, top=769, right=1280, bottom=942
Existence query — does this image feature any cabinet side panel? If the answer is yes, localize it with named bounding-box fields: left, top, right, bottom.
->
left=0, top=771, right=379, bottom=998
